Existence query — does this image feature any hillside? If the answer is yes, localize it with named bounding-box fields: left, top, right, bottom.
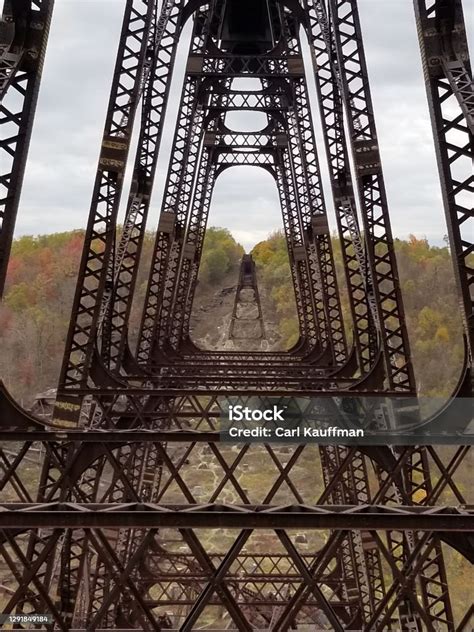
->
left=252, top=231, right=465, bottom=397
left=0, top=228, right=465, bottom=403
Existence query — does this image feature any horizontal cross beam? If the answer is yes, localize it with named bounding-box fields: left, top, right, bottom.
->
left=0, top=503, right=471, bottom=530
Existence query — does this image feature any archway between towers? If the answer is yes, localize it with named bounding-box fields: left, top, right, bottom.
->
left=189, top=165, right=298, bottom=352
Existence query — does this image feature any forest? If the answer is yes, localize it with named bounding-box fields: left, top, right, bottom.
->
left=0, top=227, right=465, bottom=404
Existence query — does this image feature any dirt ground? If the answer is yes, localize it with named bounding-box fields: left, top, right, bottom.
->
left=190, top=266, right=284, bottom=351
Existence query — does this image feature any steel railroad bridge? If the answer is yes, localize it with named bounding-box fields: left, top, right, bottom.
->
left=0, top=0, right=473, bottom=629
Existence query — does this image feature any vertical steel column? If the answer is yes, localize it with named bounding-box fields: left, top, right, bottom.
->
left=135, top=72, right=203, bottom=364
left=168, top=143, right=217, bottom=349
left=414, top=0, right=473, bottom=364
left=0, top=0, right=54, bottom=296
left=285, top=11, right=347, bottom=364
left=54, top=0, right=153, bottom=423
left=167, top=74, right=232, bottom=349
left=304, top=0, right=379, bottom=376
left=136, top=11, right=210, bottom=365
left=100, top=0, right=182, bottom=372
left=329, top=0, right=416, bottom=391
left=276, top=147, right=320, bottom=350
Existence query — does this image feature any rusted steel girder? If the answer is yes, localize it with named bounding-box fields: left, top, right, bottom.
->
left=0, top=0, right=54, bottom=296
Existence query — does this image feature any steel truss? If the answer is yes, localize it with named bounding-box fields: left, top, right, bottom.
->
left=0, top=0, right=472, bottom=630
left=414, top=0, right=473, bottom=361
left=1, top=503, right=473, bottom=530
left=0, top=403, right=472, bottom=630
left=0, top=0, right=54, bottom=295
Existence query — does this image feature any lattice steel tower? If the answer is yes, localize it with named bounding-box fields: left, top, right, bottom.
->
left=0, top=0, right=473, bottom=630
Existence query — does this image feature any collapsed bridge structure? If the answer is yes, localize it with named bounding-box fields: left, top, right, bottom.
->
left=0, top=0, right=473, bottom=630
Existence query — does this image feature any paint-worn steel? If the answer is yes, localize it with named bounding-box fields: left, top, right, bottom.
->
left=0, top=0, right=472, bottom=630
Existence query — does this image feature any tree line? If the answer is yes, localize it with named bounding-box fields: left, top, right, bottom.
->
left=0, top=228, right=465, bottom=402
left=252, top=230, right=465, bottom=397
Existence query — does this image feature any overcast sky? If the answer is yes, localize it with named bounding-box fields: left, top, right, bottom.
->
left=14, top=0, right=474, bottom=251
